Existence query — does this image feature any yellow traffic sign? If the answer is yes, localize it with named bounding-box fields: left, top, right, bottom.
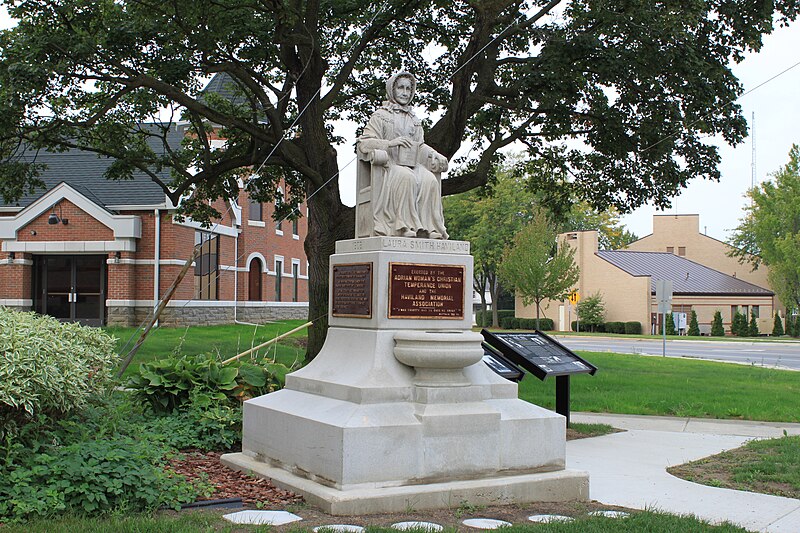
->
left=568, top=291, right=580, bottom=305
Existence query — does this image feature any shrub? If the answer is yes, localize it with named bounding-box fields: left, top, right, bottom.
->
left=773, top=313, right=785, bottom=336
left=128, top=354, right=289, bottom=414
left=748, top=310, right=760, bottom=337
left=577, top=292, right=606, bottom=332
left=536, top=318, right=555, bottom=330
left=0, top=308, right=117, bottom=424
left=518, top=318, right=535, bottom=330
left=571, top=320, right=599, bottom=332
left=136, top=391, right=243, bottom=451
left=711, top=311, right=725, bottom=336
left=624, top=321, right=642, bottom=335
left=500, top=316, right=515, bottom=329
left=731, top=311, right=749, bottom=336
left=0, top=436, right=203, bottom=521
left=476, top=309, right=515, bottom=327
left=665, top=313, right=677, bottom=335
left=604, top=321, right=625, bottom=334
left=687, top=311, right=700, bottom=336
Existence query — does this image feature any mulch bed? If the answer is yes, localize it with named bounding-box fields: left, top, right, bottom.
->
left=169, top=450, right=303, bottom=506
left=166, top=448, right=632, bottom=531
left=170, top=429, right=615, bottom=507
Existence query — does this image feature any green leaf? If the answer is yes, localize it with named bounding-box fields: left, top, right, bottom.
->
left=237, top=363, right=267, bottom=387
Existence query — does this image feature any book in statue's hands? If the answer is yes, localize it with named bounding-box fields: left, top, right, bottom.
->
left=396, top=141, right=420, bottom=167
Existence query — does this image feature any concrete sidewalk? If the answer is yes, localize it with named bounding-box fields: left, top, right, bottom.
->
left=568, top=413, right=800, bottom=532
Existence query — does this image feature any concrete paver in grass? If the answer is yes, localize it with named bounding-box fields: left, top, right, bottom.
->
left=462, top=518, right=512, bottom=529
left=222, top=510, right=302, bottom=525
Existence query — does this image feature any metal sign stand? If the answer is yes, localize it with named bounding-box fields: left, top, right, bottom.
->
left=655, top=280, right=673, bottom=358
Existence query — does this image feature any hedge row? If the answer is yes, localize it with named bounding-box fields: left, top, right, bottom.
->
left=571, top=321, right=642, bottom=334
left=476, top=311, right=555, bottom=330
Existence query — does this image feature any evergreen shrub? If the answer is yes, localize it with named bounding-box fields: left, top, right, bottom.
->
left=688, top=311, right=700, bottom=336
left=604, top=321, right=625, bottom=334
left=711, top=311, right=725, bottom=336
left=624, top=321, right=642, bottom=334
left=773, top=313, right=784, bottom=336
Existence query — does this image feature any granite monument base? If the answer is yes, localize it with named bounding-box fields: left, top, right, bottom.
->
left=221, top=237, right=588, bottom=514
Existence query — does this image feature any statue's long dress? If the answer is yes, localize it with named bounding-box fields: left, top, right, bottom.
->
left=358, top=107, right=448, bottom=238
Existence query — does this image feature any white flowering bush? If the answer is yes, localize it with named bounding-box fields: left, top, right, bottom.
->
left=0, top=307, right=117, bottom=420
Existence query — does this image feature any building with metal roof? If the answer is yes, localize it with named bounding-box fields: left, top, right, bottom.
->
left=516, top=228, right=775, bottom=335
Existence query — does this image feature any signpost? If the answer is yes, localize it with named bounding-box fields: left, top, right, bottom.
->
left=655, top=280, right=673, bottom=357
left=567, top=290, right=580, bottom=331
left=481, top=329, right=596, bottom=425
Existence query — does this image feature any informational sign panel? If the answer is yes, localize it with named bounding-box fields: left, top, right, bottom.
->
left=481, top=329, right=597, bottom=381
left=388, top=263, right=465, bottom=319
left=331, top=263, right=373, bottom=318
left=481, top=329, right=596, bottom=425
left=482, top=343, right=524, bottom=382
left=655, top=279, right=673, bottom=314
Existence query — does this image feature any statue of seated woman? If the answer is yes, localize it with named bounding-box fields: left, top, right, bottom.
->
left=356, top=72, right=449, bottom=239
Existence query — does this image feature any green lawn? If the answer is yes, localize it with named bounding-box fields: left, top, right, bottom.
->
left=669, top=435, right=800, bottom=499
left=2, top=509, right=749, bottom=532
left=518, top=351, right=800, bottom=422
left=107, top=320, right=310, bottom=377
left=109, top=322, right=800, bottom=423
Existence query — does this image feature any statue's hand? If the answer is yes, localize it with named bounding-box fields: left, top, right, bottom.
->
left=387, top=136, right=414, bottom=148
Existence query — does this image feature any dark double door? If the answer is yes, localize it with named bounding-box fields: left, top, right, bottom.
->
left=33, top=255, right=107, bottom=326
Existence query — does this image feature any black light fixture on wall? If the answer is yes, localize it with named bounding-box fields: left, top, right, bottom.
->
left=47, top=204, right=68, bottom=225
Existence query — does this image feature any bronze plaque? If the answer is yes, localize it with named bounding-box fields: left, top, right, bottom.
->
left=388, top=263, right=465, bottom=319
left=332, top=263, right=373, bottom=318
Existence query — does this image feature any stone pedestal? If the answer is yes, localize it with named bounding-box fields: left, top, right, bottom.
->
left=222, top=237, right=588, bottom=514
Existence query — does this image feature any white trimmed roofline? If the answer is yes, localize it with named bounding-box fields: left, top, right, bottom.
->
left=0, top=182, right=141, bottom=240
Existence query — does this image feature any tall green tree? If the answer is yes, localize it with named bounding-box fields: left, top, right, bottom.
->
left=730, top=145, right=800, bottom=315
left=561, top=202, right=639, bottom=250
left=444, top=168, right=535, bottom=327
left=499, top=210, right=579, bottom=329
left=1, top=1, right=797, bottom=359
left=445, top=161, right=637, bottom=326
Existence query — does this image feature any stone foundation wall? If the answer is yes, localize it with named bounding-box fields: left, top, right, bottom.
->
left=107, top=304, right=309, bottom=327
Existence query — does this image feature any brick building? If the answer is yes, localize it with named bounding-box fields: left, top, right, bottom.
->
left=0, top=138, right=309, bottom=328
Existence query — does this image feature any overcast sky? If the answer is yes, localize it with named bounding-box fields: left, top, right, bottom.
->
left=2, top=9, right=797, bottom=244
left=618, top=23, right=800, bottom=242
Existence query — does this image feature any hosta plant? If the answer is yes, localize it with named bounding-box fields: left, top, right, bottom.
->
left=128, top=353, right=288, bottom=413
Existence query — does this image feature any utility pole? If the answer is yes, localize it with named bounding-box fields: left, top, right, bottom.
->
left=751, top=111, right=757, bottom=202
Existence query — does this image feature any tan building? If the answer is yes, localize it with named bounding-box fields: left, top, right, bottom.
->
left=516, top=228, right=775, bottom=334
left=625, top=214, right=770, bottom=292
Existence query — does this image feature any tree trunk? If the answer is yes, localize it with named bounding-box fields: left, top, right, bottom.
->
left=303, top=170, right=354, bottom=363
left=535, top=300, right=541, bottom=330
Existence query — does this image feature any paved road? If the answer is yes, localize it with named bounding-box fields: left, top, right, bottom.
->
left=553, top=335, right=800, bottom=371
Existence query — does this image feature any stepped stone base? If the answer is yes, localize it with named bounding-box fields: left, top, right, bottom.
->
left=227, top=237, right=589, bottom=514
left=221, top=452, right=588, bottom=515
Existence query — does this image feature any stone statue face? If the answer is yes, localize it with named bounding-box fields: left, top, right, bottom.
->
left=393, top=76, right=414, bottom=106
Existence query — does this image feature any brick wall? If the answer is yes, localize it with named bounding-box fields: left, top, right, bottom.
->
left=18, top=199, right=114, bottom=242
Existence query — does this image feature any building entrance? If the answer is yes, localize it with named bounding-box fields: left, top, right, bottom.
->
left=33, top=255, right=107, bottom=326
